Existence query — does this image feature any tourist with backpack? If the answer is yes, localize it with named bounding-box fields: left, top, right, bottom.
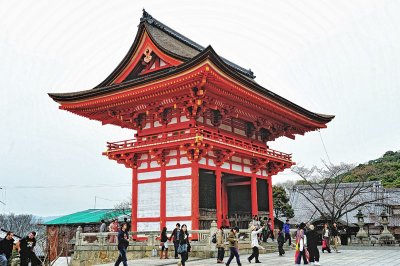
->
left=177, top=224, right=190, bottom=266
left=215, top=226, right=225, bottom=263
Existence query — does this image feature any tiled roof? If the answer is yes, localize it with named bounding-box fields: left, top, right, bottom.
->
left=141, top=10, right=255, bottom=79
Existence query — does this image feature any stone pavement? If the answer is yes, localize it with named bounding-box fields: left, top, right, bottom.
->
left=97, top=247, right=400, bottom=265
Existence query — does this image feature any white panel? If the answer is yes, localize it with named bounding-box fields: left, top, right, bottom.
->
left=262, top=170, right=267, bottom=176
left=206, top=119, right=212, bottom=126
left=166, top=179, right=192, bottom=217
left=150, top=161, right=159, bottom=168
left=154, top=121, right=161, bottom=127
left=243, top=159, right=250, bottom=165
left=167, top=158, right=177, bottom=166
left=160, top=59, right=166, bottom=67
left=208, top=151, right=215, bottom=157
left=166, top=221, right=192, bottom=231
left=137, top=222, right=159, bottom=232
left=231, top=156, right=241, bottom=163
left=138, top=162, right=148, bottom=170
left=138, top=182, right=160, bottom=218
left=143, top=123, right=151, bottom=129
left=208, top=159, right=216, bottom=166
left=166, top=167, right=192, bottom=178
left=169, top=150, right=178, bottom=156
left=232, top=164, right=242, bottom=171
left=234, top=128, right=246, bottom=136
left=141, top=154, right=149, bottom=160
left=199, top=157, right=206, bottom=165
left=244, top=166, right=251, bottom=173
left=220, top=124, right=232, bottom=132
left=138, top=171, right=161, bottom=180
left=170, top=117, right=177, bottom=124
left=221, top=162, right=230, bottom=169
left=197, top=116, right=203, bottom=123
left=256, top=170, right=262, bottom=175
left=180, top=157, right=190, bottom=165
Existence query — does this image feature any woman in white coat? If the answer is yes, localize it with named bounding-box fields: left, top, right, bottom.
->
left=295, top=228, right=308, bottom=265
left=248, top=224, right=265, bottom=263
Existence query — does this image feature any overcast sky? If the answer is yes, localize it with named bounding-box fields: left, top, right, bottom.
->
left=1, top=0, right=399, bottom=216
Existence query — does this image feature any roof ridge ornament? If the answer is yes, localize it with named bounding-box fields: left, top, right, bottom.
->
left=141, top=9, right=153, bottom=23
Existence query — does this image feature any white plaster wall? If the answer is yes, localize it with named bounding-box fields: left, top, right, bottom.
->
left=181, top=115, right=189, bottom=122
left=221, top=162, right=230, bottom=169
left=199, top=157, right=206, bottom=165
left=138, top=170, right=161, bottom=180
left=138, top=162, right=148, bottom=170
left=167, top=158, right=177, bottom=166
left=138, top=182, right=160, bottom=218
left=170, top=117, right=177, bottom=124
left=208, top=159, right=216, bottom=166
left=154, top=121, right=162, bottom=127
left=232, top=164, right=242, bottom=171
left=180, top=157, right=190, bottom=165
left=166, top=221, right=192, bottom=231
left=166, top=167, right=192, bottom=178
left=137, top=222, right=159, bottom=232
left=244, top=166, right=251, bottom=173
left=166, top=179, right=192, bottom=217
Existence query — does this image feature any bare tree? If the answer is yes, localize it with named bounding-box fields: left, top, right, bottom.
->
left=0, top=213, right=42, bottom=237
left=292, top=162, right=388, bottom=225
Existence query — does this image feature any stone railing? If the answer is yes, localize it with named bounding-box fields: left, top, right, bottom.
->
left=71, top=222, right=268, bottom=266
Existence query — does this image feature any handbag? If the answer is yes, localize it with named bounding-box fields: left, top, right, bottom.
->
left=322, top=239, right=327, bottom=249
left=177, top=243, right=187, bottom=254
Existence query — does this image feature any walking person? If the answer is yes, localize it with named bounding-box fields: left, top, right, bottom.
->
left=248, top=224, right=265, bottom=263
left=266, top=218, right=274, bottom=242
left=277, top=227, right=285, bottom=256
left=124, top=217, right=131, bottom=232
left=109, top=219, right=119, bottom=243
left=169, top=223, right=181, bottom=259
left=321, top=223, right=331, bottom=253
left=216, top=226, right=225, bottom=264
left=283, top=219, right=292, bottom=246
left=114, top=222, right=129, bottom=266
left=159, top=227, right=169, bottom=259
left=225, top=227, right=241, bottom=266
left=18, top=232, right=40, bottom=266
left=294, top=228, right=308, bottom=265
left=0, top=231, right=14, bottom=266
left=306, top=225, right=320, bottom=265
left=178, top=224, right=190, bottom=266
left=331, top=223, right=341, bottom=253
left=100, top=219, right=107, bottom=232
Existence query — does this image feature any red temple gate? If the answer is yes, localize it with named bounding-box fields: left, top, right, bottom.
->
left=49, top=10, right=334, bottom=232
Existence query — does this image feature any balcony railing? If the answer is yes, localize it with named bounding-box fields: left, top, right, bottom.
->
left=105, top=127, right=292, bottom=162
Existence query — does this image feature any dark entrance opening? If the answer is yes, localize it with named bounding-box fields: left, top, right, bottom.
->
left=199, top=168, right=216, bottom=229
left=257, top=179, right=269, bottom=218
left=225, top=174, right=252, bottom=229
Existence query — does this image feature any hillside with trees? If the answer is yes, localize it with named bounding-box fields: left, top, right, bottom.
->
left=342, top=150, right=400, bottom=188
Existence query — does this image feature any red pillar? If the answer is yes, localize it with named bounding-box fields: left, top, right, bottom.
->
left=192, top=162, right=200, bottom=232
left=222, top=180, right=229, bottom=226
left=131, top=168, right=138, bottom=234
left=215, top=167, right=222, bottom=228
left=267, top=175, right=274, bottom=229
left=160, top=164, right=166, bottom=230
left=251, top=174, right=258, bottom=216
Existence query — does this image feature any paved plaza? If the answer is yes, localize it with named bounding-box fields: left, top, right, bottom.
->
left=98, top=247, right=400, bottom=266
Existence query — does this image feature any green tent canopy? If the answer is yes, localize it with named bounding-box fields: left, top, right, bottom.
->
left=44, top=209, right=131, bottom=225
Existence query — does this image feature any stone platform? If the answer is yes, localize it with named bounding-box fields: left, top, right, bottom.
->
left=97, top=247, right=400, bottom=266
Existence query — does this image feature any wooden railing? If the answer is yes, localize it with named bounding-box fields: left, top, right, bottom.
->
left=105, top=127, right=292, bottom=162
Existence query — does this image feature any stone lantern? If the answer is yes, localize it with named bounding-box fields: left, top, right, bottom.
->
left=379, top=210, right=395, bottom=244
left=354, top=209, right=367, bottom=243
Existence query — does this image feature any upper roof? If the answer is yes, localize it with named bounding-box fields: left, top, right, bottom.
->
left=48, top=10, right=334, bottom=127
left=44, top=209, right=130, bottom=225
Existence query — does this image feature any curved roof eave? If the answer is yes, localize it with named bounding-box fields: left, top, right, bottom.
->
left=48, top=46, right=334, bottom=125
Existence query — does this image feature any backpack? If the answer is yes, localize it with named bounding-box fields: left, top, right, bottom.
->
left=211, top=233, right=217, bottom=244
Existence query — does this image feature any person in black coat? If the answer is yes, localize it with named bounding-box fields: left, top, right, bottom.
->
left=0, top=231, right=14, bottom=265
left=18, top=232, right=40, bottom=266
left=178, top=224, right=190, bottom=266
left=306, top=225, right=321, bottom=265
left=277, top=228, right=285, bottom=256
left=169, top=223, right=181, bottom=259
left=115, top=223, right=129, bottom=266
